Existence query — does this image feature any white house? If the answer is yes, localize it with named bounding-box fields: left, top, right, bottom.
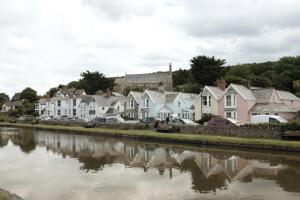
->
left=138, top=89, right=197, bottom=120
left=79, top=95, right=126, bottom=121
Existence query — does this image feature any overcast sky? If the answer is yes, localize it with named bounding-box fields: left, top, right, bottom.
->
left=1, top=0, right=300, bottom=97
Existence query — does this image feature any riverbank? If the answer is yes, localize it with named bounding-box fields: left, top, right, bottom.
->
left=1, top=122, right=300, bottom=152
left=0, top=188, right=23, bottom=200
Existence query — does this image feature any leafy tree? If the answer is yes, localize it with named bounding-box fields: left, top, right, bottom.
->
left=46, top=87, right=58, bottom=98
left=173, top=68, right=192, bottom=86
left=175, top=83, right=201, bottom=93
left=67, top=81, right=81, bottom=89
left=0, top=93, right=9, bottom=107
left=293, top=80, right=300, bottom=97
left=190, top=55, right=226, bottom=86
left=22, top=99, right=35, bottom=115
left=11, top=92, right=21, bottom=102
left=19, top=87, right=38, bottom=103
left=79, top=70, right=115, bottom=95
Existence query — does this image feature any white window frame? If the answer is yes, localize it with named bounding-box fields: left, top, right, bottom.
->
left=225, top=94, right=236, bottom=108
left=202, top=96, right=207, bottom=106
left=129, top=99, right=134, bottom=109
left=224, top=111, right=237, bottom=119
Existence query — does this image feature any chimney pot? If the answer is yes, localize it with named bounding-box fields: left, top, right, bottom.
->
left=217, top=79, right=226, bottom=91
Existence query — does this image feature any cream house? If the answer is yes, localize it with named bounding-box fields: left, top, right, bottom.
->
left=194, top=86, right=224, bottom=121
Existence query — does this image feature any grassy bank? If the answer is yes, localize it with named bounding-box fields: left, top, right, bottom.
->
left=1, top=122, right=300, bottom=152
left=0, top=192, right=7, bottom=200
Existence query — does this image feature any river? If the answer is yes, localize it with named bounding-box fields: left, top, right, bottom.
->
left=0, top=127, right=300, bottom=200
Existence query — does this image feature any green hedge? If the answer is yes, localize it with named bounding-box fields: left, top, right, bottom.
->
left=243, top=122, right=300, bottom=131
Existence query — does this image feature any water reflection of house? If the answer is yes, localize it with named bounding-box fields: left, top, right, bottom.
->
left=2, top=129, right=300, bottom=194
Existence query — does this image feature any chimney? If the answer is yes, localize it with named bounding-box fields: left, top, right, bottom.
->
left=169, top=63, right=172, bottom=74
left=217, top=79, right=226, bottom=91
left=95, top=90, right=104, bottom=96
left=158, top=86, right=165, bottom=93
left=105, top=88, right=112, bottom=97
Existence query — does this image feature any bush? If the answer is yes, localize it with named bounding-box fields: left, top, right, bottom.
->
left=243, top=122, right=300, bottom=131
left=196, top=113, right=219, bottom=125
left=0, top=115, right=6, bottom=122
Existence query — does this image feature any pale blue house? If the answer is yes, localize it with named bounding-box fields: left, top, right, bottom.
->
left=139, top=89, right=197, bottom=120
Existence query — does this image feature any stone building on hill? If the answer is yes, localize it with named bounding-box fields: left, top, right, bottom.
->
left=114, top=63, right=173, bottom=94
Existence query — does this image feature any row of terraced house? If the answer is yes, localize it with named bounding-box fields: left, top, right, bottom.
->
left=38, top=79, right=300, bottom=122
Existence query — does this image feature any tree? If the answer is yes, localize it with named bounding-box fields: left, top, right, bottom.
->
left=173, top=68, right=192, bottom=87
left=190, top=55, right=226, bottom=86
left=67, top=81, right=81, bottom=89
left=22, top=99, right=35, bottom=115
left=0, top=93, right=9, bottom=107
left=19, top=87, right=38, bottom=103
left=46, top=87, right=58, bottom=98
left=11, top=92, right=21, bottom=102
left=293, top=80, right=300, bottom=97
left=79, top=70, right=115, bottom=94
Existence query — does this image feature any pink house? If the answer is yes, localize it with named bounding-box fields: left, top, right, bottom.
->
left=219, top=84, right=256, bottom=122
left=218, top=84, right=300, bottom=122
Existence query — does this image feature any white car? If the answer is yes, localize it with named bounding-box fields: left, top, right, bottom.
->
left=250, top=115, right=287, bottom=124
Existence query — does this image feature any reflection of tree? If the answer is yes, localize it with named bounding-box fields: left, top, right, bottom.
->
left=0, top=134, right=8, bottom=147
left=16, top=132, right=36, bottom=153
left=0, top=130, right=36, bottom=153
left=181, top=158, right=228, bottom=193
left=276, top=167, right=300, bottom=193
left=79, top=155, right=119, bottom=172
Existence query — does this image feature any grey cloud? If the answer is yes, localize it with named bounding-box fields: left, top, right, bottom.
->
left=0, top=0, right=300, bottom=96
left=171, top=0, right=300, bottom=38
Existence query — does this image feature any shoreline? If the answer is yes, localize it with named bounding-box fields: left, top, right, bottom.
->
left=1, top=122, right=300, bottom=152
left=0, top=188, right=23, bottom=200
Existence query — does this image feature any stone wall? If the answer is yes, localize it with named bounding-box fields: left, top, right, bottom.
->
left=17, top=120, right=283, bottom=139
left=177, top=125, right=283, bottom=139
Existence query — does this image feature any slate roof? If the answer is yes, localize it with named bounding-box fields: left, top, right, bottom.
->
left=251, top=88, right=274, bottom=103
left=124, top=72, right=171, bottom=84
left=157, top=105, right=173, bottom=113
left=39, top=98, right=50, bottom=104
left=80, top=95, right=95, bottom=104
left=112, top=92, right=124, bottom=97
left=3, top=101, right=22, bottom=107
left=128, top=91, right=143, bottom=103
left=250, top=103, right=297, bottom=113
left=145, top=90, right=179, bottom=103
left=276, top=90, right=300, bottom=101
left=180, top=93, right=198, bottom=102
left=228, top=84, right=256, bottom=100
left=57, top=87, right=86, bottom=96
left=165, top=93, right=178, bottom=103
left=93, top=95, right=125, bottom=107
left=205, top=86, right=224, bottom=100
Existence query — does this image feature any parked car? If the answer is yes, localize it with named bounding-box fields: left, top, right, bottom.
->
left=140, top=117, right=156, bottom=124
left=171, top=118, right=199, bottom=126
left=18, top=115, right=32, bottom=121
left=92, top=117, right=106, bottom=123
left=250, top=115, right=287, bottom=124
left=207, top=117, right=244, bottom=126
left=106, top=117, right=125, bottom=124
left=68, top=117, right=84, bottom=122
left=39, top=116, right=52, bottom=121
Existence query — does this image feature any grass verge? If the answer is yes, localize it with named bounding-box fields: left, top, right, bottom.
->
left=0, top=193, right=6, bottom=200
left=1, top=122, right=300, bottom=152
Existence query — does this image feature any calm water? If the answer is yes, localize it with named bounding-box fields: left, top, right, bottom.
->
left=0, top=128, right=300, bottom=200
